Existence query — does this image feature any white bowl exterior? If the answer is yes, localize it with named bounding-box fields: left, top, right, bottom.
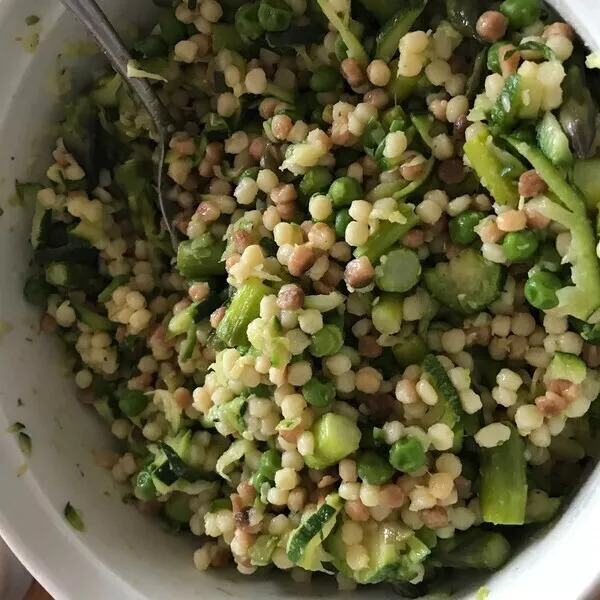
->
left=0, top=1, right=599, bottom=599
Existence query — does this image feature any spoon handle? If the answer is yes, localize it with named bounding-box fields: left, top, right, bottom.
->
left=59, top=0, right=178, bottom=250
left=58, top=0, right=170, bottom=130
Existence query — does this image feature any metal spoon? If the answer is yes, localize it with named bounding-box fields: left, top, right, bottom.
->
left=59, top=0, right=178, bottom=249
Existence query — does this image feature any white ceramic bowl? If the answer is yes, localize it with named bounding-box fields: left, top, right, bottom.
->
left=1, top=1, right=600, bottom=598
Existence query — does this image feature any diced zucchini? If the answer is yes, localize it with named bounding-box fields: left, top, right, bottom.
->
left=286, top=492, right=342, bottom=569
left=479, top=423, right=527, bottom=525
left=537, top=112, right=573, bottom=167
left=304, top=413, right=361, bottom=469
left=249, top=534, right=279, bottom=566
left=544, top=351, right=587, bottom=384
left=424, top=249, right=504, bottom=316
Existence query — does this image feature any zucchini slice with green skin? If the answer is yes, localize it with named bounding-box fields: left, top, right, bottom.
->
left=375, top=0, right=427, bottom=63
left=423, top=248, right=504, bottom=316
left=537, top=111, right=573, bottom=167
left=479, top=422, right=527, bottom=525
left=422, top=354, right=465, bottom=431
left=286, top=492, right=342, bottom=565
left=490, top=73, right=522, bottom=133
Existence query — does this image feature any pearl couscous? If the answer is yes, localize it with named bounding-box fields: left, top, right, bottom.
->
left=20, top=0, right=600, bottom=594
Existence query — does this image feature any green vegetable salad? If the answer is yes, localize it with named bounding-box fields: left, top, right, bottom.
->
left=21, top=0, right=600, bottom=594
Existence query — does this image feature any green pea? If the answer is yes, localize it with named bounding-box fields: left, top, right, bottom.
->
left=309, top=65, right=342, bottom=92
left=23, top=274, right=50, bottom=307
left=392, top=334, right=427, bottom=368
left=334, top=209, right=353, bottom=238
left=235, top=3, right=264, bottom=41
left=300, top=167, right=334, bottom=199
left=499, top=0, right=541, bottom=27
left=524, top=271, right=562, bottom=310
left=134, top=34, right=169, bottom=58
left=502, top=230, right=540, bottom=262
left=302, top=376, right=336, bottom=408
left=487, top=41, right=509, bottom=74
left=118, top=389, right=149, bottom=417
left=357, top=451, right=395, bottom=485
left=135, top=468, right=158, bottom=501
left=389, top=436, right=426, bottom=473
left=309, top=325, right=344, bottom=357
left=258, top=0, right=292, bottom=32
left=328, top=176, right=363, bottom=208
left=449, top=210, right=486, bottom=245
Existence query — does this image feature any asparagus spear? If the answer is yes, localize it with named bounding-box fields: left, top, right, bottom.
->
left=432, top=529, right=511, bottom=569
left=479, top=422, right=527, bottom=525
left=354, top=202, right=419, bottom=263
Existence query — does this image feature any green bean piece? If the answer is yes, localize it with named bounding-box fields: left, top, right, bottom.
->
left=235, top=3, right=264, bottom=40
left=23, top=274, right=50, bottom=307
left=211, top=24, right=247, bottom=52
left=490, top=74, right=522, bottom=133
left=258, top=0, right=292, bottom=32
left=449, top=211, right=485, bottom=245
left=524, top=271, right=562, bottom=310
left=118, top=389, right=149, bottom=418
left=302, top=376, right=336, bottom=408
left=176, top=234, right=226, bottom=279
left=392, top=334, right=427, bottom=368
left=97, top=274, right=129, bottom=303
left=375, top=0, right=426, bottom=62
left=480, top=423, right=527, bottom=525
left=502, top=230, right=540, bottom=262
left=381, top=106, right=408, bottom=132
left=309, top=65, right=342, bottom=92
left=217, top=278, right=272, bottom=347
left=499, top=0, right=541, bottom=27
left=134, top=34, right=168, bottom=58
left=445, top=0, right=482, bottom=36
left=389, top=436, right=426, bottom=472
left=328, top=176, right=363, bottom=208
left=355, top=203, right=419, bottom=263
left=375, top=247, right=421, bottom=293
left=356, top=450, right=395, bottom=485
left=158, top=10, right=188, bottom=46
left=309, top=325, right=344, bottom=357
left=334, top=209, right=353, bottom=238
left=71, top=300, right=117, bottom=332
left=300, top=167, right=334, bottom=198
left=371, top=293, right=403, bottom=335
